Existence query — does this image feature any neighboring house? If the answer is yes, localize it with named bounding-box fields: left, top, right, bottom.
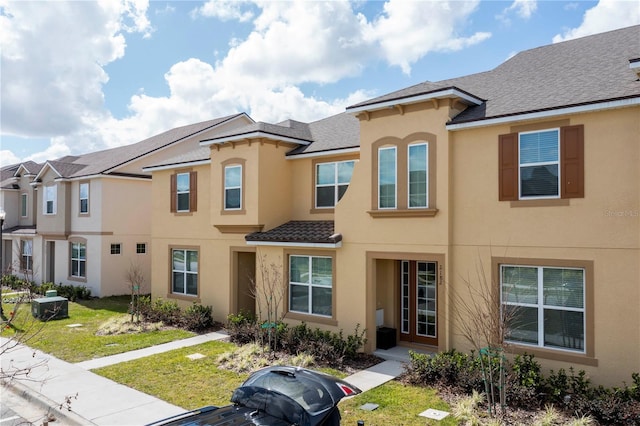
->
left=0, top=114, right=254, bottom=297
left=147, top=25, right=639, bottom=387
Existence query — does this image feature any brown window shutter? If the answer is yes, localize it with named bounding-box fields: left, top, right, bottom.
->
left=170, top=174, right=177, bottom=212
left=190, top=171, right=198, bottom=212
left=498, top=133, right=519, bottom=201
left=560, top=125, right=584, bottom=199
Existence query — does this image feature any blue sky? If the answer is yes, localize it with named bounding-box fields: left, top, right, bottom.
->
left=1, top=0, right=639, bottom=166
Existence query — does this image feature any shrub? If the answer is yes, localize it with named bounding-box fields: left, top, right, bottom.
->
left=140, top=297, right=182, bottom=326
left=405, top=349, right=483, bottom=393
left=183, top=303, right=214, bottom=332
left=226, top=311, right=259, bottom=345
left=506, top=353, right=544, bottom=409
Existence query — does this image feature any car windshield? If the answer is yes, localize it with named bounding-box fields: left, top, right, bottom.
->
left=243, top=371, right=334, bottom=413
left=231, top=386, right=309, bottom=425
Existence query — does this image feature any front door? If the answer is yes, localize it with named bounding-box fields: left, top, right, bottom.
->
left=399, top=260, right=438, bottom=346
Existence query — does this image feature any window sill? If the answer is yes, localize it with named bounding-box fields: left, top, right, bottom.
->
left=368, top=208, right=438, bottom=218
left=166, top=293, right=201, bottom=303
left=510, top=199, right=570, bottom=208
left=173, top=211, right=193, bottom=216
left=284, top=312, right=338, bottom=327
left=509, top=345, right=597, bottom=367
left=220, top=209, right=246, bottom=215
left=68, top=276, right=87, bottom=283
left=310, top=207, right=335, bottom=214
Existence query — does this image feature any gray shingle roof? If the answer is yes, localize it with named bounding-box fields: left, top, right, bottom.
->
left=287, top=112, right=360, bottom=156
left=245, top=220, right=341, bottom=244
left=201, top=120, right=314, bottom=144
left=35, top=114, right=246, bottom=179
left=348, top=25, right=640, bottom=124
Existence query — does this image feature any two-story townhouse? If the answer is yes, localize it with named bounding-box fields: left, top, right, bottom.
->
left=147, top=25, right=638, bottom=387
left=0, top=113, right=254, bottom=297
left=144, top=113, right=360, bottom=321
left=340, top=25, right=639, bottom=387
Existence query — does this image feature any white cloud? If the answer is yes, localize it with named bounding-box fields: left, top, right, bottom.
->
left=553, top=0, right=640, bottom=42
left=498, top=0, right=537, bottom=23
left=368, top=0, right=491, bottom=74
left=0, top=0, right=151, bottom=139
left=1, top=0, right=489, bottom=165
left=191, top=0, right=254, bottom=22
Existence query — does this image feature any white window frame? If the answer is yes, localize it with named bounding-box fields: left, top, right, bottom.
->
left=136, top=243, right=147, bottom=254
left=176, top=172, right=191, bottom=212
left=518, top=129, right=561, bottom=200
left=172, top=249, right=198, bottom=296
left=21, top=240, right=33, bottom=271
left=110, top=243, right=122, bottom=255
left=378, top=146, right=397, bottom=209
left=315, top=160, right=355, bottom=208
left=501, top=264, right=586, bottom=354
left=70, top=242, right=86, bottom=278
left=289, top=255, right=333, bottom=317
left=224, top=165, right=242, bottom=210
left=21, top=193, right=28, bottom=217
left=79, top=182, right=89, bottom=214
left=44, top=184, right=57, bottom=215
left=408, top=143, right=429, bottom=208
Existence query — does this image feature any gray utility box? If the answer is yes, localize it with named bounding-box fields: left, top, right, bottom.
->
left=32, top=296, right=69, bottom=320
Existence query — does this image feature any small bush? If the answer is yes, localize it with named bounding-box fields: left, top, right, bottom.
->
left=405, top=349, right=483, bottom=393
left=183, top=303, right=214, bottom=332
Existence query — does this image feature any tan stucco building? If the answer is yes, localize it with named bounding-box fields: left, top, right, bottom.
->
left=144, top=26, right=640, bottom=387
left=0, top=114, right=253, bottom=297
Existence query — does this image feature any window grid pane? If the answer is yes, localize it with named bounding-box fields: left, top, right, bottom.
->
left=315, top=161, right=354, bottom=208
left=172, top=249, right=198, bottom=296
left=289, top=255, right=332, bottom=317
left=502, top=265, right=585, bottom=353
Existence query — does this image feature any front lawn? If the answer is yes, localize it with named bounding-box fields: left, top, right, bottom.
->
left=1, top=296, right=195, bottom=362
left=94, top=340, right=456, bottom=425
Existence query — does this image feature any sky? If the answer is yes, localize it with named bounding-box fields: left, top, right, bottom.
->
left=1, top=0, right=639, bottom=167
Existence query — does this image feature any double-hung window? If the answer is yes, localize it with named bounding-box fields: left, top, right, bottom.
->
left=499, top=125, right=584, bottom=201
left=21, top=240, right=33, bottom=271
left=110, top=243, right=122, bottom=255
left=79, top=182, right=89, bottom=214
left=501, top=264, right=585, bottom=352
left=289, top=255, right=333, bottom=317
left=315, top=160, right=355, bottom=208
left=136, top=243, right=147, bottom=254
left=224, top=165, right=242, bottom=210
left=374, top=138, right=433, bottom=214
left=21, top=193, right=28, bottom=217
left=170, top=171, right=197, bottom=213
left=70, top=242, right=86, bottom=278
left=378, top=147, right=397, bottom=209
left=172, top=249, right=198, bottom=296
left=44, top=184, right=56, bottom=214
left=408, top=143, right=428, bottom=208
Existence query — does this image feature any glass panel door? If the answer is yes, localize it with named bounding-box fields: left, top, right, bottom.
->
left=400, top=260, right=438, bottom=345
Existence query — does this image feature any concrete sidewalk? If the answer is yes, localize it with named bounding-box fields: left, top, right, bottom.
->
left=2, top=333, right=408, bottom=425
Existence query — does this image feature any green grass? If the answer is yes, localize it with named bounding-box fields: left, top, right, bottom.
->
left=340, top=381, right=457, bottom=426
left=1, top=296, right=194, bottom=362
left=2, top=295, right=456, bottom=424
left=95, top=340, right=244, bottom=409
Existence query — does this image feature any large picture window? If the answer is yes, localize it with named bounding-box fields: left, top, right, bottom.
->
left=70, top=242, right=86, bottom=278
left=501, top=264, right=585, bottom=352
left=315, top=160, right=355, bottom=208
left=289, top=255, right=333, bottom=317
left=172, top=249, right=198, bottom=296
left=224, top=165, right=242, bottom=210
